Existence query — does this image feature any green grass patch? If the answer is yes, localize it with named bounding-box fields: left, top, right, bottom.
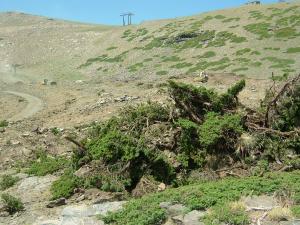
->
left=143, top=58, right=153, bottom=62
left=286, top=47, right=300, bottom=53
left=106, top=46, right=118, bottom=51
left=104, top=171, right=300, bottom=225
left=292, top=205, right=300, bottom=218
left=214, top=15, right=226, bottom=20
left=1, top=194, right=24, bottom=215
left=274, top=27, right=299, bottom=39
left=170, top=62, right=193, bottom=69
left=0, top=175, right=20, bottom=191
left=188, top=57, right=230, bottom=73
left=156, top=71, right=168, bottom=76
left=236, top=48, right=252, bottom=56
left=232, top=67, right=249, bottom=73
left=264, top=47, right=280, bottom=51
left=0, top=120, right=8, bottom=128
left=128, top=63, right=144, bottom=73
left=50, top=171, right=81, bottom=199
left=262, top=57, right=295, bottom=68
left=196, top=51, right=216, bottom=59
left=222, top=17, right=240, bottom=23
left=161, top=56, right=182, bottom=62
left=244, top=22, right=272, bottom=39
left=27, top=151, right=69, bottom=176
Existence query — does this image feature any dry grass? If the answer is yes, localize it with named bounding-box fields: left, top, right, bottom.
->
left=268, top=207, right=293, bottom=221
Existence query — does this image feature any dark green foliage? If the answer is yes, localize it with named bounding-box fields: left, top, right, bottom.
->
left=176, top=119, right=203, bottom=168
left=222, top=17, right=240, bottom=23
left=199, top=113, right=243, bottom=152
left=161, top=56, right=182, bottom=62
left=188, top=57, right=231, bottom=73
left=1, top=193, right=24, bottom=214
left=274, top=27, right=299, bottom=38
left=87, top=130, right=141, bottom=163
left=214, top=15, right=226, bottom=20
left=236, top=48, right=251, bottom=56
left=156, top=70, right=168, bottom=75
left=204, top=203, right=250, bottom=225
left=27, top=150, right=69, bottom=176
left=0, top=120, right=8, bottom=127
left=292, top=205, right=300, bottom=218
left=106, top=46, right=118, bottom=51
left=51, top=171, right=81, bottom=199
left=170, top=62, right=193, bottom=69
left=0, top=175, right=20, bottom=190
left=104, top=171, right=300, bottom=225
left=286, top=47, right=300, bottom=53
left=196, top=51, right=216, bottom=59
left=128, top=62, right=144, bottom=72
left=244, top=22, right=271, bottom=39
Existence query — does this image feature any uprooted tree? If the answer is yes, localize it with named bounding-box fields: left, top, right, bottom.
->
left=62, top=74, right=299, bottom=198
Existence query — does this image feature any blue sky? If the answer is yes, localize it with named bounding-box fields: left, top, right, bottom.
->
left=0, top=0, right=277, bottom=25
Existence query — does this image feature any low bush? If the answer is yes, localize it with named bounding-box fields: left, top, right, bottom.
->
left=0, top=120, right=8, bottom=128
left=27, top=150, right=69, bottom=176
left=50, top=171, right=81, bottom=199
left=1, top=193, right=24, bottom=214
left=0, top=175, right=20, bottom=190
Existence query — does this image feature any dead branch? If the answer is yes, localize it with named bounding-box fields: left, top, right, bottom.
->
left=246, top=122, right=300, bottom=137
left=265, top=74, right=300, bottom=127
left=174, top=99, right=202, bottom=123
left=64, top=136, right=87, bottom=155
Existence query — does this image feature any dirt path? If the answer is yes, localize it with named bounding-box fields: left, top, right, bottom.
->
left=3, top=91, right=43, bottom=121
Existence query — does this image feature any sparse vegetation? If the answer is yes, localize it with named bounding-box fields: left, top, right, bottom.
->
left=156, top=70, right=168, bottom=75
left=27, top=150, right=69, bottom=176
left=0, top=120, right=8, bottom=128
left=286, top=47, right=300, bottom=53
left=1, top=193, right=24, bottom=215
left=0, top=175, right=20, bottom=190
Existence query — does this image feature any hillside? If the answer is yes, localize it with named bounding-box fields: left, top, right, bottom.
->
left=0, top=2, right=300, bottom=82
left=0, top=2, right=299, bottom=225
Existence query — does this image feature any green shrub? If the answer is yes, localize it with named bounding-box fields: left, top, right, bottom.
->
left=27, top=151, right=69, bottom=176
left=87, top=130, right=141, bottom=163
left=244, top=22, right=271, bottom=39
left=286, top=47, right=300, bottom=53
left=199, top=112, right=243, bottom=152
left=0, top=175, right=20, bottom=190
left=50, top=172, right=81, bottom=199
left=204, top=203, right=250, bottom=225
left=236, top=48, right=251, bottom=56
left=0, top=120, right=8, bottom=127
left=170, top=62, right=193, bottom=69
left=1, top=193, right=24, bottom=214
left=106, top=46, right=118, bottom=51
left=156, top=70, right=168, bottom=75
left=196, top=51, right=216, bottom=59
left=104, top=171, right=300, bottom=225
left=292, top=205, right=300, bottom=218
left=274, top=27, right=298, bottom=38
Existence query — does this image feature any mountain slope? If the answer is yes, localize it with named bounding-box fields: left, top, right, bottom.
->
left=0, top=2, right=300, bottom=82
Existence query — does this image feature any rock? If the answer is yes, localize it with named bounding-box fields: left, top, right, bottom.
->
left=10, top=140, right=21, bottom=146
left=172, top=214, right=184, bottom=224
left=166, top=204, right=188, bottom=217
left=0, top=127, right=5, bottom=133
left=158, top=183, right=166, bottom=191
left=62, top=201, right=126, bottom=218
left=183, top=210, right=206, bottom=225
left=17, top=175, right=58, bottom=203
left=21, top=147, right=32, bottom=156
left=61, top=217, right=104, bottom=225
left=160, top=202, right=172, bottom=209
left=74, top=166, right=92, bottom=178
left=76, top=195, right=85, bottom=203
left=242, top=195, right=278, bottom=211
left=21, top=132, right=31, bottom=137
left=46, top=198, right=66, bottom=208
left=35, top=220, right=60, bottom=225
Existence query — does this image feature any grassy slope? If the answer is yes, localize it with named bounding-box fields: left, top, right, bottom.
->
left=104, top=171, right=300, bottom=225
left=78, top=2, right=300, bottom=80
left=1, top=2, right=299, bottom=81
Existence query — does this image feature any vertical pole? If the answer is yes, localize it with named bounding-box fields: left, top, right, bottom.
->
left=123, top=15, right=125, bottom=26
left=127, top=14, right=130, bottom=26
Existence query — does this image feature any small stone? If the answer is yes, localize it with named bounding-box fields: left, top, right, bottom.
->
left=46, top=198, right=66, bottom=208
left=11, top=140, right=21, bottom=145
left=160, top=202, right=172, bottom=209
left=0, top=127, right=5, bottom=133
left=166, top=204, right=188, bottom=217
left=172, top=214, right=184, bottom=224
left=76, top=195, right=85, bottom=202
left=158, top=183, right=166, bottom=191
left=183, top=210, right=206, bottom=225
left=21, top=132, right=31, bottom=137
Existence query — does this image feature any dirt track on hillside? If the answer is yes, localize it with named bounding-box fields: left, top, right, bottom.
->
left=2, top=91, right=43, bottom=121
